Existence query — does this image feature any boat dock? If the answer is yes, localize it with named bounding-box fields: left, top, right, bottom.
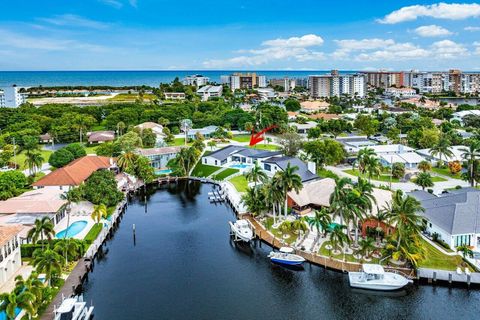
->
left=417, top=268, right=480, bottom=287
left=40, top=199, right=128, bottom=320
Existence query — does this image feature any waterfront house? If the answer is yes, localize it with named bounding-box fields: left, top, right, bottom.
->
left=196, top=85, right=223, bottom=101
left=87, top=131, right=115, bottom=144
left=262, top=156, right=318, bottom=183
left=136, top=146, right=182, bottom=170
left=0, top=224, right=23, bottom=286
left=32, top=155, right=116, bottom=191
left=409, top=188, right=480, bottom=251
left=416, top=145, right=468, bottom=165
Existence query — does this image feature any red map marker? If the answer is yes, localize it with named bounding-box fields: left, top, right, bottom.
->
left=249, top=125, right=277, bottom=146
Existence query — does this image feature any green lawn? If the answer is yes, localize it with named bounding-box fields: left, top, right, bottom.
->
left=418, top=238, right=467, bottom=271
left=249, top=144, right=281, bottom=151
left=83, top=223, right=103, bottom=244
left=430, top=176, right=448, bottom=182
left=228, top=175, right=249, bottom=192
left=344, top=169, right=400, bottom=183
left=14, top=149, right=53, bottom=170
left=190, top=163, right=221, bottom=177
left=317, top=168, right=340, bottom=180
left=265, top=217, right=299, bottom=245
left=318, top=241, right=380, bottom=263
left=212, top=168, right=239, bottom=181
left=231, top=134, right=251, bottom=143
left=431, top=167, right=462, bottom=179
left=168, top=137, right=191, bottom=146
left=108, top=93, right=157, bottom=102
left=84, top=145, right=99, bottom=154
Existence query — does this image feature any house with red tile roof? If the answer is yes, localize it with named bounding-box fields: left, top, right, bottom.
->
left=0, top=224, right=23, bottom=285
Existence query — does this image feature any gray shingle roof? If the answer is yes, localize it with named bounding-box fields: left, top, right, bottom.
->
left=206, top=146, right=280, bottom=162
left=263, top=156, right=319, bottom=183
left=409, top=189, right=480, bottom=235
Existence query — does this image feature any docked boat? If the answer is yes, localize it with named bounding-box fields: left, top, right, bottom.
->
left=54, top=295, right=94, bottom=320
left=229, top=219, right=254, bottom=242
left=348, top=264, right=412, bottom=291
left=268, top=247, right=305, bottom=266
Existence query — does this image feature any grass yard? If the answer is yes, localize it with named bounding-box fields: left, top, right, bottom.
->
left=318, top=241, right=381, bottom=263
left=168, top=137, right=191, bottom=146
left=430, top=176, right=448, bottom=182
left=13, top=149, right=53, bottom=170
left=249, top=144, right=281, bottom=151
left=431, top=167, right=462, bottom=179
left=108, top=93, right=157, bottom=102
left=231, top=134, right=251, bottom=143
left=83, top=223, right=103, bottom=244
left=418, top=238, right=467, bottom=271
left=344, top=169, right=400, bottom=183
left=190, top=163, right=221, bottom=177
left=212, top=168, right=239, bottom=181
left=84, top=145, right=99, bottom=155
left=264, top=217, right=299, bottom=245
left=228, top=175, right=249, bottom=192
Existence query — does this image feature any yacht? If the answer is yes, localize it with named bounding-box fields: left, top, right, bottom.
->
left=54, top=295, right=94, bottom=320
left=268, top=247, right=305, bottom=266
left=229, top=219, right=254, bottom=242
left=348, top=264, right=412, bottom=291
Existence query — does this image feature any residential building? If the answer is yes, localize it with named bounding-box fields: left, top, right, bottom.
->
left=182, top=75, right=210, bottom=87
left=187, top=125, right=218, bottom=139
left=360, top=144, right=425, bottom=169
left=300, top=100, right=330, bottom=114
left=337, top=137, right=377, bottom=153
left=362, top=71, right=405, bottom=89
left=0, top=188, right=68, bottom=226
left=136, top=146, right=182, bottom=169
left=409, top=188, right=480, bottom=251
left=416, top=145, right=468, bottom=164
left=256, top=88, right=276, bottom=101
left=309, top=72, right=365, bottom=98
left=0, top=225, right=23, bottom=285
left=0, top=86, right=27, bottom=108
left=289, top=121, right=317, bottom=134
left=269, top=78, right=296, bottom=92
left=384, top=87, right=417, bottom=99
left=135, top=122, right=165, bottom=146
left=221, top=73, right=267, bottom=91
left=405, top=69, right=480, bottom=94
left=196, top=85, right=223, bottom=101
left=32, top=155, right=116, bottom=191
left=87, top=131, right=115, bottom=144
left=164, top=92, right=186, bottom=100
left=451, top=110, right=480, bottom=125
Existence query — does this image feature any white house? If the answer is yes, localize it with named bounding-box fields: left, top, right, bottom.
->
left=196, top=85, right=223, bottom=101
left=384, top=87, right=417, bottom=98
left=416, top=145, right=468, bottom=165
left=409, top=189, right=480, bottom=251
left=135, top=122, right=165, bottom=145
left=337, top=136, right=377, bottom=153
left=451, top=110, right=480, bottom=126
left=183, top=75, right=210, bottom=87
left=164, top=92, right=185, bottom=100
left=0, top=86, right=27, bottom=108
left=361, top=144, right=426, bottom=169
left=256, top=88, right=276, bottom=101
left=289, top=121, right=317, bottom=134
left=0, top=225, right=23, bottom=286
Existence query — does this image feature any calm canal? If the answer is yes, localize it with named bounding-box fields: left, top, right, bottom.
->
left=82, top=181, right=480, bottom=319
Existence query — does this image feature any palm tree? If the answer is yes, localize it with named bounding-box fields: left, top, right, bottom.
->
left=329, top=177, right=352, bottom=227
left=0, top=291, right=36, bottom=320
left=32, top=249, right=64, bottom=286
left=14, top=273, right=44, bottom=317
left=279, top=221, right=292, bottom=235
left=290, top=219, right=308, bottom=235
left=460, top=142, right=480, bottom=187
left=241, top=187, right=267, bottom=217
left=174, top=147, right=198, bottom=176
left=27, top=217, right=54, bottom=249
left=356, top=237, right=376, bottom=259
left=91, top=204, right=107, bottom=224
left=117, top=151, right=138, bottom=174
left=414, top=172, right=434, bottom=191
left=456, top=244, right=474, bottom=259
left=54, top=239, right=83, bottom=265
left=329, top=224, right=349, bottom=254
left=417, top=160, right=432, bottom=173
left=117, top=121, right=126, bottom=136
left=352, top=178, right=376, bottom=244
left=275, top=163, right=303, bottom=218
left=384, top=233, right=425, bottom=267
left=431, top=139, right=453, bottom=167
left=262, top=181, right=282, bottom=224
left=386, top=190, right=425, bottom=250
left=207, top=140, right=217, bottom=151
left=244, top=164, right=268, bottom=188
left=24, top=152, right=44, bottom=176
left=357, top=148, right=376, bottom=174
left=365, top=157, right=382, bottom=182
left=304, top=208, right=331, bottom=238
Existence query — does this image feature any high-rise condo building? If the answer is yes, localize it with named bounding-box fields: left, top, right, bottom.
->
left=308, top=72, right=365, bottom=98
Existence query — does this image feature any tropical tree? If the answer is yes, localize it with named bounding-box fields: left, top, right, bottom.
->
left=24, top=152, right=44, bottom=176
left=279, top=221, right=292, bottom=234
left=27, top=217, right=55, bottom=249
left=207, top=140, right=217, bottom=151
left=356, top=237, right=376, bottom=259
left=0, top=291, right=36, bottom=320
left=417, top=160, right=432, bottom=173
left=430, top=139, right=453, bottom=167
left=245, top=164, right=268, bottom=188
left=351, top=178, right=376, bottom=244
left=329, top=177, right=352, bottom=227
left=91, top=203, right=108, bottom=224
left=275, top=163, right=303, bottom=218
left=241, top=187, right=267, bottom=217
left=117, top=121, right=126, bottom=136
left=414, top=172, right=434, bottom=191
left=329, top=224, right=349, bottom=254
left=290, top=219, right=308, bottom=235
left=54, top=239, right=83, bottom=265
left=456, top=244, right=474, bottom=259
left=32, top=249, right=64, bottom=286
left=383, top=233, right=425, bottom=267
left=460, top=142, right=480, bottom=187
left=357, top=148, right=376, bottom=174
left=14, top=272, right=44, bottom=316
left=365, top=157, right=382, bottom=182
left=304, top=208, right=331, bottom=238
left=172, top=147, right=199, bottom=176
left=117, top=151, right=138, bottom=174
left=262, top=180, right=283, bottom=224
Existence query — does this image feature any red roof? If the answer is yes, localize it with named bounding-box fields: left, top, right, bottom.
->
left=33, top=156, right=114, bottom=187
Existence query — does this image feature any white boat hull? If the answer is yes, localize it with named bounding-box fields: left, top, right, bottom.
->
left=229, top=220, right=254, bottom=242
left=348, top=272, right=410, bottom=291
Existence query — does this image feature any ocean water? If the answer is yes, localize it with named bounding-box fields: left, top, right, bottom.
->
left=0, top=70, right=342, bottom=87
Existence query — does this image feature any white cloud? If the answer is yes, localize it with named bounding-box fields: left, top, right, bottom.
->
left=99, top=0, right=123, bottom=8
left=203, top=34, right=325, bottom=68
left=356, top=43, right=430, bottom=61
left=335, top=38, right=395, bottom=50
left=465, top=26, right=480, bottom=31
left=431, top=40, right=468, bottom=58
left=378, top=3, right=480, bottom=24
left=414, top=25, right=452, bottom=37
left=39, top=14, right=110, bottom=29
left=474, top=42, right=480, bottom=54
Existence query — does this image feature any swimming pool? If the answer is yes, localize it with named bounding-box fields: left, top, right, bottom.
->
left=229, top=164, right=250, bottom=169
left=56, top=220, right=88, bottom=239
left=156, top=169, right=172, bottom=175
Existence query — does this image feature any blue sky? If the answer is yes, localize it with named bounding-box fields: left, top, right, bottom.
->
left=1, top=1, right=480, bottom=70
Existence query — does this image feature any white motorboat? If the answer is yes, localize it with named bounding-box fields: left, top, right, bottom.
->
left=229, top=219, right=254, bottom=242
left=348, top=264, right=412, bottom=291
left=268, top=247, right=305, bottom=266
left=54, top=295, right=94, bottom=320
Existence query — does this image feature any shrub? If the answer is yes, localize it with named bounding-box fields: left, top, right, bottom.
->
left=392, top=162, right=405, bottom=179
left=49, top=148, right=74, bottom=168
left=65, top=143, right=87, bottom=159
left=448, top=161, right=462, bottom=175
left=83, top=170, right=123, bottom=207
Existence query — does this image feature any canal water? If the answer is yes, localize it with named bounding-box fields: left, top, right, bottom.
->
left=82, top=181, right=480, bottom=319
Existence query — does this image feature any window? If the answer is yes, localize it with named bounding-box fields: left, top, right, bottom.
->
left=264, top=164, right=271, bottom=171
left=215, top=160, right=218, bottom=165
left=204, top=159, right=207, bottom=164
